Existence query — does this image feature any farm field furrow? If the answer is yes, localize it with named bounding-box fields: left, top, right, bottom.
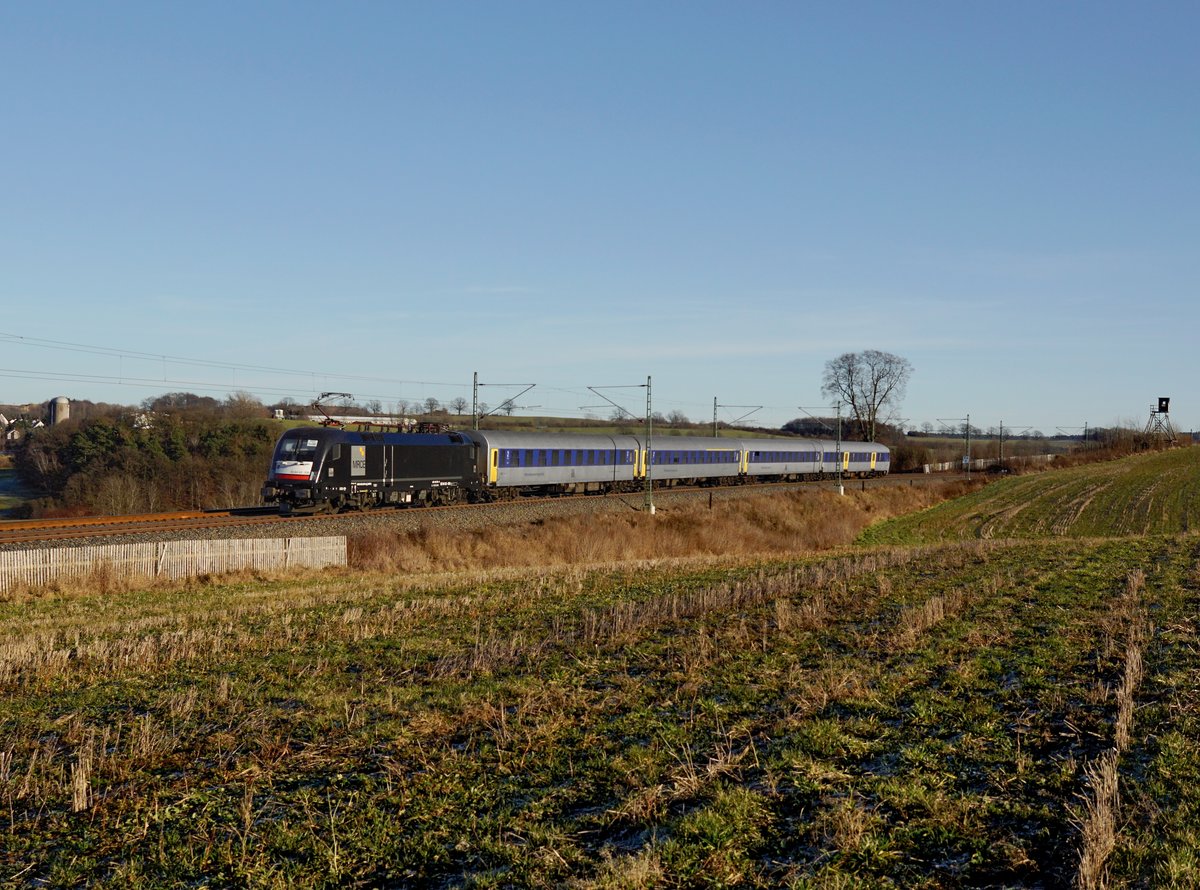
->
left=861, top=447, right=1200, bottom=546
left=4, top=529, right=1200, bottom=886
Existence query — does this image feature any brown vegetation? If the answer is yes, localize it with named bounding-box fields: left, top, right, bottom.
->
left=1074, top=569, right=1152, bottom=890
left=347, top=482, right=981, bottom=574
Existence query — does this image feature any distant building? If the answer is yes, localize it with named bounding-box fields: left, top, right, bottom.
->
left=49, top=396, right=70, bottom=425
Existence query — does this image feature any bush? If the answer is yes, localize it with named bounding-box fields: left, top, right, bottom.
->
left=13, top=408, right=279, bottom=514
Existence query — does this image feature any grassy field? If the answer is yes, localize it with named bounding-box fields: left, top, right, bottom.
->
left=861, top=446, right=1200, bottom=545
left=3, top=455, right=1200, bottom=887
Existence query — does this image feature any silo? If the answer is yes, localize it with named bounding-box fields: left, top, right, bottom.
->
left=50, top=396, right=70, bottom=425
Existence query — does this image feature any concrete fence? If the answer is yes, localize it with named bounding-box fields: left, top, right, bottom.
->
left=0, top=536, right=346, bottom=592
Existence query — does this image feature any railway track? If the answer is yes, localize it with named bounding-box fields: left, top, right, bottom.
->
left=0, top=473, right=956, bottom=547
left=0, top=508, right=292, bottom=545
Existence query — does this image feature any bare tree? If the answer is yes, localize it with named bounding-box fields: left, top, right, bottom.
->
left=449, top=397, right=469, bottom=415
left=666, top=409, right=690, bottom=426
left=395, top=399, right=409, bottom=417
left=224, top=391, right=265, bottom=419
left=821, top=350, right=913, bottom=442
left=365, top=399, right=382, bottom=416
left=423, top=397, right=441, bottom=415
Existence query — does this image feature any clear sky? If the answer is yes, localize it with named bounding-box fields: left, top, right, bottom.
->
left=2, top=2, right=1196, bottom=435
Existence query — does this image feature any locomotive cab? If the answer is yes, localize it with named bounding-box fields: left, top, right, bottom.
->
left=261, top=428, right=334, bottom=512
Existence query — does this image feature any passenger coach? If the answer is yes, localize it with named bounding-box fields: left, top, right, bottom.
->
left=461, top=431, right=641, bottom=497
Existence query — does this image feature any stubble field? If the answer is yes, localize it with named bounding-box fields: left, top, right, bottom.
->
left=3, top=449, right=1199, bottom=887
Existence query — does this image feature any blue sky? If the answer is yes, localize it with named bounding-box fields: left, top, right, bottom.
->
left=2, top=2, right=1196, bottom=435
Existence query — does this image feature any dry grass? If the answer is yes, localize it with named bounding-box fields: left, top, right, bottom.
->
left=1074, top=569, right=1151, bottom=890
left=348, top=485, right=959, bottom=575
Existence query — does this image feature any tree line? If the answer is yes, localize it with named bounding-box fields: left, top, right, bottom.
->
left=11, top=394, right=277, bottom=517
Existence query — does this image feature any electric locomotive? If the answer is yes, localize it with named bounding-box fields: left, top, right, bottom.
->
left=261, top=426, right=479, bottom=513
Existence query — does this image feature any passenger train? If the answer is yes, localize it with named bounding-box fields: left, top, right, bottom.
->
left=261, top=426, right=891, bottom=513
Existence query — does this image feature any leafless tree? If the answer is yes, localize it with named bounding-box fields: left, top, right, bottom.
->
left=224, top=391, right=265, bottom=419
left=666, top=409, right=690, bottom=426
left=821, top=350, right=913, bottom=442
left=423, top=397, right=441, bottom=415
left=449, top=397, right=469, bottom=415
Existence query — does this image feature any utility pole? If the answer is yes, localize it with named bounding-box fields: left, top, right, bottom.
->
left=836, top=401, right=843, bottom=495
left=588, top=379, right=655, bottom=513
left=797, top=402, right=844, bottom=495
left=472, top=374, right=535, bottom=430
left=712, top=398, right=761, bottom=438
left=646, top=376, right=653, bottom=514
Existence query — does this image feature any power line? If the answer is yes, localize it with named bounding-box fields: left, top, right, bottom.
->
left=0, top=330, right=464, bottom=390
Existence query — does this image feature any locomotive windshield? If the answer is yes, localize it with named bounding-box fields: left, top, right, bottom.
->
left=278, top=436, right=321, bottom=462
